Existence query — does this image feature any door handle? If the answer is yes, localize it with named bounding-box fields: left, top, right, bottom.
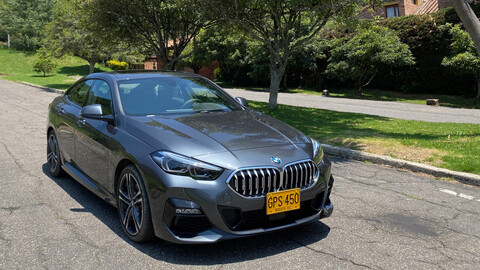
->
left=77, top=118, right=86, bottom=127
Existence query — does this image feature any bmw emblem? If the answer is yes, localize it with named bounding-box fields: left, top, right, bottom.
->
left=271, top=157, right=281, bottom=164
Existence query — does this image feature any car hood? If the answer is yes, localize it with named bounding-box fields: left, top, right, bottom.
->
left=125, top=110, right=312, bottom=161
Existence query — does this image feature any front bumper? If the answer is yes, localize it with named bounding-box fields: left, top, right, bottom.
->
left=138, top=155, right=334, bottom=244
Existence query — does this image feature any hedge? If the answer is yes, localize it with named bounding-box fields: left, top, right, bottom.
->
left=106, top=59, right=129, bottom=70
left=373, top=5, right=480, bottom=96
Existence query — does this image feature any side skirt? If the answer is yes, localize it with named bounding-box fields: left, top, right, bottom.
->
left=62, top=162, right=117, bottom=207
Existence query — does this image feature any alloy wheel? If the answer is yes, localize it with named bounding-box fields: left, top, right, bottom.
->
left=118, top=173, right=144, bottom=236
left=47, top=133, right=59, bottom=173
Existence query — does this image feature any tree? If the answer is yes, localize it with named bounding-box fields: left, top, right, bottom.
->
left=89, top=0, right=206, bottom=71
left=450, top=0, right=480, bottom=58
left=0, top=0, right=55, bottom=50
left=442, top=24, right=480, bottom=102
left=182, top=27, right=257, bottom=85
left=33, top=46, right=56, bottom=76
left=200, top=0, right=354, bottom=109
left=45, top=0, right=110, bottom=74
left=325, top=25, right=414, bottom=95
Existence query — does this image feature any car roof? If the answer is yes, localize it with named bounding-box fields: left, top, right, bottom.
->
left=85, top=70, right=203, bottom=81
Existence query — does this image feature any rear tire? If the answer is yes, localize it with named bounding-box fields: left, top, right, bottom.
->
left=117, top=165, right=155, bottom=242
left=47, top=131, right=65, bottom=177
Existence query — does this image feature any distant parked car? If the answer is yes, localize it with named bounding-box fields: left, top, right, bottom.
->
left=46, top=71, right=334, bottom=243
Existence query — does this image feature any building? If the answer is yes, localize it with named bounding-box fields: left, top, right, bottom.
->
left=358, top=0, right=452, bottom=19
left=144, top=55, right=218, bottom=81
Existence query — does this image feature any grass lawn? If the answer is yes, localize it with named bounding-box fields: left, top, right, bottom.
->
left=0, top=46, right=111, bottom=90
left=251, top=102, right=480, bottom=175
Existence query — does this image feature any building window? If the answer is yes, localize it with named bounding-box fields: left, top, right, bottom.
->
left=386, top=5, right=399, bottom=18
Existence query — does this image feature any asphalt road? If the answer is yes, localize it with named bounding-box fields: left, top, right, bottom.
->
left=1, top=80, right=479, bottom=269
left=224, top=88, right=480, bottom=124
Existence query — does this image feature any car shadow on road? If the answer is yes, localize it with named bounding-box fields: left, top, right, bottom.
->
left=42, top=163, right=331, bottom=265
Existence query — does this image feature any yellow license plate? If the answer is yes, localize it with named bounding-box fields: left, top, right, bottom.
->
left=266, top=188, right=300, bottom=215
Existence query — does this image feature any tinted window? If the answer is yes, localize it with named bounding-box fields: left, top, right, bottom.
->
left=67, top=80, right=95, bottom=106
left=86, top=80, right=113, bottom=115
left=118, top=77, right=241, bottom=116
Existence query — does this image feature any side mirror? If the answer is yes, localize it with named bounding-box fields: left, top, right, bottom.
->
left=80, top=104, right=114, bottom=122
left=235, top=97, right=249, bottom=108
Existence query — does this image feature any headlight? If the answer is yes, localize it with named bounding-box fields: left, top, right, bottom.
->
left=311, top=138, right=324, bottom=163
left=151, top=151, right=223, bottom=180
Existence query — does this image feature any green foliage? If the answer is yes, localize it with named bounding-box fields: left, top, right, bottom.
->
left=45, top=0, right=110, bottom=73
left=325, top=25, right=414, bottom=94
left=0, top=0, right=55, bottom=50
left=106, top=59, right=129, bottom=70
left=442, top=52, right=480, bottom=74
left=90, top=0, right=205, bottom=70
left=186, top=27, right=250, bottom=84
left=374, top=7, right=480, bottom=95
left=442, top=24, right=480, bottom=75
left=185, top=25, right=327, bottom=87
left=33, top=46, right=56, bottom=76
left=213, top=67, right=221, bottom=80
left=200, top=0, right=355, bottom=108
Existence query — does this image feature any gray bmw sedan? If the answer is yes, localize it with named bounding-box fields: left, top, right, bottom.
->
left=46, top=71, right=334, bottom=244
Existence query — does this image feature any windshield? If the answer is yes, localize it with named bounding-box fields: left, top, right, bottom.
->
left=117, top=77, right=242, bottom=116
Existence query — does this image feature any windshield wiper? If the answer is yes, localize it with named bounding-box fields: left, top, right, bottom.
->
left=197, top=109, right=227, bottom=114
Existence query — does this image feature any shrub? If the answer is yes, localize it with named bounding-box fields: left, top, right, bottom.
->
left=325, top=26, right=414, bottom=95
left=106, top=59, right=129, bottom=70
left=374, top=6, right=480, bottom=95
left=213, top=67, right=222, bottom=80
left=442, top=24, right=480, bottom=101
left=33, top=46, right=56, bottom=77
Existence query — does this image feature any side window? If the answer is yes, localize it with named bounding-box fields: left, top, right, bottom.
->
left=86, top=80, right=113, bottom=115
left=67, top=80, right=95, bottom=106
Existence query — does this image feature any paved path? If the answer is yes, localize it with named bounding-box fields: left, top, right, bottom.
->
left=224, top=88, right=480, bottom=124
left=1, top=79, right=480, bottom=269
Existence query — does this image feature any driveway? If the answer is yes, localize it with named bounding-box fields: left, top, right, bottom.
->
left=224, top=88, right=480, bottom=124
left=1, top=80, right=479, bottom=269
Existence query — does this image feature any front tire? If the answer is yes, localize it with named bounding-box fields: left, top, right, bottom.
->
left=47, top=131, right=65, bottom=177
left=117, top=165, right=154, bottom=242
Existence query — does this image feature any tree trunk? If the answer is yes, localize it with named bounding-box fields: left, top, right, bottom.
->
left=7, top=34, right=10, bottom=48
left=269, top=69, right=282, bottom=109
left=451, top=0, right=480, bottom=57
left=268, top=52, right=288, bottom=110
left=356, top=84, right=363, bottom=96
left=157, top=56, right=162, bottom=70
left=192, top=65, right=200, bottom=74
left=89, top=61, right=95, bottom=74
left=475, top=70, right=480, bottom=104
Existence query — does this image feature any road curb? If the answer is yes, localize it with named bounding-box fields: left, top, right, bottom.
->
left=321, top=144, right=480, bottom=187
left=19, top=81, right=64, bottom=94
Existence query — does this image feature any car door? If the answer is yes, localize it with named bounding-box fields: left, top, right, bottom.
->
left=74, top=79, right=117, bottom=191
left=56, top=80, right=94, bottom=164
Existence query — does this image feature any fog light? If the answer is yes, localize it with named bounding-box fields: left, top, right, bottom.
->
left=175, top=208, right=202, bottom=215
left=170, top=198, right=202, bottom=215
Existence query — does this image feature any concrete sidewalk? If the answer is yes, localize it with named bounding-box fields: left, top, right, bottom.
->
left=224, top=88, right=480, bottom=124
